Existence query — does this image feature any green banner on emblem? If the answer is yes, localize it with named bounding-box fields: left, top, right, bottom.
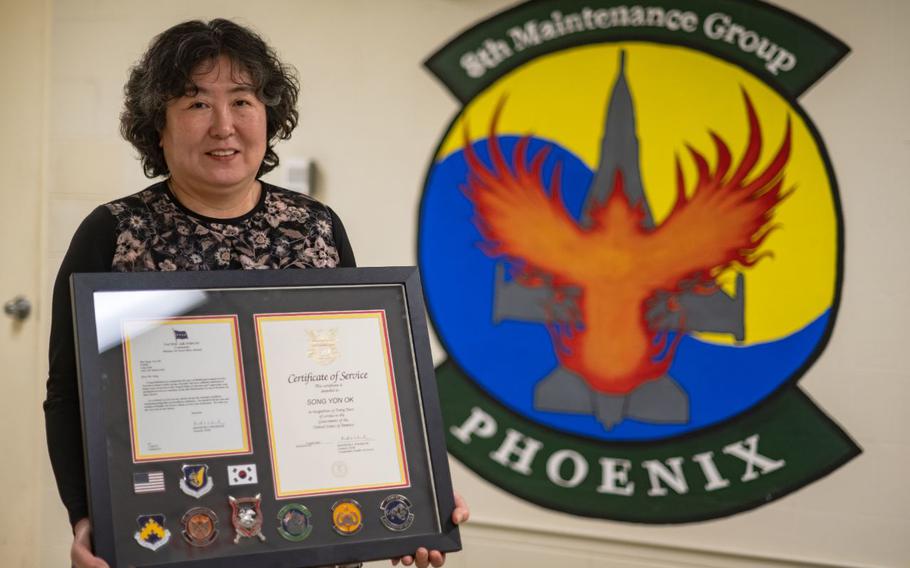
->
left=426, top=0, right=848, bottom=103
left=437, top=359, right=859, bottom=523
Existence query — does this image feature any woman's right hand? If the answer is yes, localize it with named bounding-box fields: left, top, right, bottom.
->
left=71, top=518, right=110, bottom=568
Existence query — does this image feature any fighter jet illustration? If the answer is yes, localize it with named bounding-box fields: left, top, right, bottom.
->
left=462, top=52, right=791, bottom=429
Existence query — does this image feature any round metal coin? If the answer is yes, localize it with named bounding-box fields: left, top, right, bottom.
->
left=277, top=503, right=313, bottom=542
left=181, top=507, right=218, bottom=547
left=331, top=499, right=363, bottom=536
left=379, top=494, right=415, bottom=532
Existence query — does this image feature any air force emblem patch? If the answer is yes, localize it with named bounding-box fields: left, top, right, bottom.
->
left=134, top=514, right=171, bottom=551
left=179, top=464, right=213, bottom=498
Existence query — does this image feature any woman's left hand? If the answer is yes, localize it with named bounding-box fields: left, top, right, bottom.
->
left=391, top=492, right=469, bottom=568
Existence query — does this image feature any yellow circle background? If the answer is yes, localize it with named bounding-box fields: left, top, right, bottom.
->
left=437, top=42, right=838, bottom=345
left=332, top=502, right=362, bottom=533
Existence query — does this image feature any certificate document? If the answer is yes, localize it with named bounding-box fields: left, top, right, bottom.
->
left=121, top=316, right=252, bottom=462
left=255, top=310, right=409, bottom=498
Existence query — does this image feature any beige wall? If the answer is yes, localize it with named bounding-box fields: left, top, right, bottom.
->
left=10, top=0, right=908, bottom=566
left=0, top=0, right=47, bottom=567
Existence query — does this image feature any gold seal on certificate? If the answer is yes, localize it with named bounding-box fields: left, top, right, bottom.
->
left=307, top=328, right=340, bottom=364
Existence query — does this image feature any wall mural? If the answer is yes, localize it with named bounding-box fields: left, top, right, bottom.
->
left=418, top=0, right=859, bottom=523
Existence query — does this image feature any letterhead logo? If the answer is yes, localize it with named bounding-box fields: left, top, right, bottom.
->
left=419, top=0, right=859, bottom=523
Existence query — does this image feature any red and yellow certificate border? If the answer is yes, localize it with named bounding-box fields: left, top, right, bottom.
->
left=121, top=315, right=252, bottom=463
left=254, top=310, right=410, bottom=499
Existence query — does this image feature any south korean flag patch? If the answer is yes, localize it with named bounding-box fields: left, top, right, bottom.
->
left=227, top=464, right=258, bottom=486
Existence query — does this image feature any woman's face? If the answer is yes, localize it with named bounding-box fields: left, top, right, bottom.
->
left=159, top=55, right=267, bottom=197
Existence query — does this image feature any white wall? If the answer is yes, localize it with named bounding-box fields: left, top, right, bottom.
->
left=21, top=0, right=910, bottom=566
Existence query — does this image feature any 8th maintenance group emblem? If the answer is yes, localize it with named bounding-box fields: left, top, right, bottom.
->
left=419, top=0, right=860, bottom=522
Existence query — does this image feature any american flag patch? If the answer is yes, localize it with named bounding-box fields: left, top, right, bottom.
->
left=133, top=471, right=165, bottom=494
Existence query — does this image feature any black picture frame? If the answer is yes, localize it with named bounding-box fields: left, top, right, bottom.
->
left=71, top=267, right=461, bottom=568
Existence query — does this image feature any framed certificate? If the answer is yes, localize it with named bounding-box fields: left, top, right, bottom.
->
left=71, top=267, right=461, bottom=568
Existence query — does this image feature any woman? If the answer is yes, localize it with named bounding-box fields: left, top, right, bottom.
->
left=44, top=19, right=465, bottom=568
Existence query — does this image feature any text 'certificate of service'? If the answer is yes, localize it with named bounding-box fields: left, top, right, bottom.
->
left=255, top=310, right=409, bottom=498
left=121, top=316, right=252, bottom=463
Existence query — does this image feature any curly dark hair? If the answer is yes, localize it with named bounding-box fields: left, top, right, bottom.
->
left=120, top=19, right=299, bottom=178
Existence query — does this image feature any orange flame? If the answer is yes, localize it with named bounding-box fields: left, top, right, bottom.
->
left=463, top=91, right=792, bottom=395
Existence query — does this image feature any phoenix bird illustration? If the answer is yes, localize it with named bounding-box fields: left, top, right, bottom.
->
left=462, top=91, right=792, bottom=398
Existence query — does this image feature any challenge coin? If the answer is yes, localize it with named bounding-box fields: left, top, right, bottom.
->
left=229, top=494, right=266, bottom=543
left=379, top=494, right=415, bottom=532
left=331, top=499, right=363, bottom=536
left=181, top=507, right=218, bottom=547
left=134, top=514, right=171, bottom=551
left=277, top=503, right=313, bottom=542
left=179, top=464, right=213, bottom=498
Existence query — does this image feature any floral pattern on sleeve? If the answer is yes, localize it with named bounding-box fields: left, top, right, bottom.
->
left=104, top=182, right=341, bottom=272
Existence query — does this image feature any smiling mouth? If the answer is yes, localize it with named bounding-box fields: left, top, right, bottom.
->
left=207, top=150, right=239, bottom=157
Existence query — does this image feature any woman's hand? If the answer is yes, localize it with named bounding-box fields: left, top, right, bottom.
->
left=71, top=518, right=110, bottom=568
left=391, top=492, right=469, bottom=568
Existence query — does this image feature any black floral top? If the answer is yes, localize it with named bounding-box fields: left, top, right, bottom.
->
left=107, top=181, right=348, bottom=271
left=44, top=181, right=355, bottom=526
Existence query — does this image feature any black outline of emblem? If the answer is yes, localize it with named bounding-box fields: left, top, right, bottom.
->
left=331, top=498, right=363, bottom=536
left=379, top=494, right=415, bottom=532
left=276, top=503, right=313, bottom=542
left=181, top=507, right=219, bottom=547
